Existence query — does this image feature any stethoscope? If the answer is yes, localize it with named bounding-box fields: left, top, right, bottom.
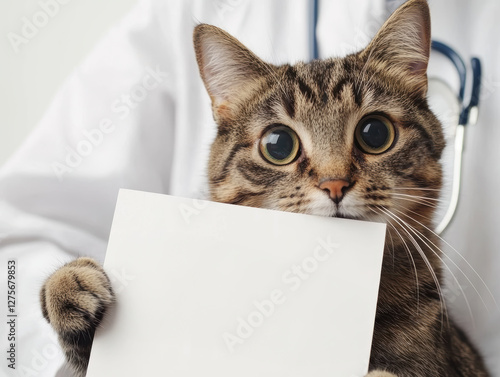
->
left=310, top=1, right=482, bottom=234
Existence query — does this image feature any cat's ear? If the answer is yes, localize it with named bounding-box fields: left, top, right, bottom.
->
left=194, top=24, right=269, bottom=119
left=361, top=0, right=431, bottom=96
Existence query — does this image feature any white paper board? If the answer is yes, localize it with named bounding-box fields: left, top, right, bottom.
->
left=87, top=189, right=386, bottom=377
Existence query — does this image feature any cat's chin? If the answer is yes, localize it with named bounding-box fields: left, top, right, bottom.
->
left=301, top=203, right=366, bottom=220
left=329, top=204, right=368, bottom=221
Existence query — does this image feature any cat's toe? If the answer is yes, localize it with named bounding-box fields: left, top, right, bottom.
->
left=41, top=257, right=114, bottom=339
left=40, top=257, right=114, bottom=374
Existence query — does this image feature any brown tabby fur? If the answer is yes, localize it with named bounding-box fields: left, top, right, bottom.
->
left=40, top=0, right=489, bottom=376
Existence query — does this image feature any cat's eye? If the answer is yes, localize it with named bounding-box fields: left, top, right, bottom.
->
left=259, top=125, right=300, bottom=165
left=355, top=115, right=395, bottom=154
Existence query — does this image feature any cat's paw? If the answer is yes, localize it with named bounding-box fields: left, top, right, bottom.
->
left=365, top=371, right=398, bottom=377
left=40, top=257, right=114, bottom=375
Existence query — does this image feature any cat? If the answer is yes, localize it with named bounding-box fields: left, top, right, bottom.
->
left=40, top=0, right=490, bottom=376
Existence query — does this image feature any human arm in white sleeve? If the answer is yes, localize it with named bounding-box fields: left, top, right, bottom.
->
left=0, top=1, right=181, bottom=375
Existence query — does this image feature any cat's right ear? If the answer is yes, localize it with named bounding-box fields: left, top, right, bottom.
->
left=360, top=0, right=431, bottom=97
left=193, top=24, right=269, bottom=120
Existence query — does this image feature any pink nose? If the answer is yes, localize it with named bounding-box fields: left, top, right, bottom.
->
left=319, top=179, right=351, bottom=204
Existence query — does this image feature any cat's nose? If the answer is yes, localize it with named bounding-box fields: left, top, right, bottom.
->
left=319, top=179, right=352, bottom=204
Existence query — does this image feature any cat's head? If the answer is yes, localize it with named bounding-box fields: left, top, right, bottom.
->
left=194, top=0, right=444, bottom=229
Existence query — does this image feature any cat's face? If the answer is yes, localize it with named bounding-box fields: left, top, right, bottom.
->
left=194, top=0, right=444, bottom=229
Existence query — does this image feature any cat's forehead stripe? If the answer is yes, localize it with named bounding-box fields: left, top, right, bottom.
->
left=285, top=65, right=318, bottom=104
left=284, top=60, right=365, bottom=110
left=281, top=92, right=295, bottom=119
left=331, top=77, right=363, bottom=108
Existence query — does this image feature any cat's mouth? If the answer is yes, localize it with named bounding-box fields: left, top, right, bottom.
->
left=331, top=213, right=358, bottom=220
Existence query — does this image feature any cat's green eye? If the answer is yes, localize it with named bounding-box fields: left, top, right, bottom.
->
left=259, top=125, right=300, bottom=165
left=355, top=115, right=395, bottom=154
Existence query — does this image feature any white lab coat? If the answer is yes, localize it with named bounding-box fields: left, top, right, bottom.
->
left=0, top=0, right=498, bottom=376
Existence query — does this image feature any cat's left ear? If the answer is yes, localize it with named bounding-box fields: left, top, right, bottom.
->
left=361, top=0, right=431, bottom=96
left=194, top=24, right=270, bottom=120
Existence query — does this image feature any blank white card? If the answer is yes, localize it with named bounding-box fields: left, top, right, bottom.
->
left=87, top=189, right=386, bottom=377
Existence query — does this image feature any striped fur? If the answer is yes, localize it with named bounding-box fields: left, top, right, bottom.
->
left=40, top=1, right=489, bottom=376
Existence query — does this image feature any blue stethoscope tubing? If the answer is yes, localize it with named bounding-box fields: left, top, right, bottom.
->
left=310, top=0, right=482, bottom=234
left=430, top=41, right=481, bottom=234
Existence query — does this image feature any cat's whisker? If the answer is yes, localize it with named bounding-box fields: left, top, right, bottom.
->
left=367, top=207, right=394, bottom=260
left=357, top=47, right=377, bottom=99
left=388, top=207, right=476, bottom=326
left=377, top=206, right=449, bottom=328
left=392, top=187, right=441, bottom=192
left=390, top=195, right=439, bottom=209
left=391, top=201, right=434, bottom=222
left=389, top=191, right=498, bottom=312
left=386, top=214, right=397, bottom=266
left=275, top=69, right=292, bottom=101
left=369, top=206, right=420, bottom=309
left=251, top=55, right=289, bottom=103
left=392, top=207, right=499, bottom=313
left=391, top=193, right=446, bottom=203
left=267, top=65, right=291, bottom=105
left=383, top=209, right=450, bottom=328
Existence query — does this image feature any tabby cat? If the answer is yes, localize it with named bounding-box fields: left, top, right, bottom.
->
left=40, top=0, right=489, bottom=375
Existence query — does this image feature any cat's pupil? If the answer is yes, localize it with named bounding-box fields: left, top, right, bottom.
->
left=267, top=129, right=294, bottom=160
left=360, top=118, right=389, bottom=148
left=260, top=125, right=300, bottom=165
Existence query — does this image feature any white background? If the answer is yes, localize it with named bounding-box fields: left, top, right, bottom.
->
left=0, top=0, right=138, bottom=167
